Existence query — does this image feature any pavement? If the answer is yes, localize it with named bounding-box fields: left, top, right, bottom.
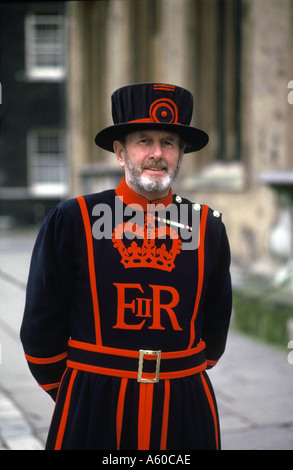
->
left=0, top=227, right=293, bottom=451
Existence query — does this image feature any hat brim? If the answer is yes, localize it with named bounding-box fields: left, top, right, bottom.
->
left=95, top=122, right=209, bottom=153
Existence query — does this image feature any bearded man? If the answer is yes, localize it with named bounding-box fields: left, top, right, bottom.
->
left=21, top=83, right=232, bottom=450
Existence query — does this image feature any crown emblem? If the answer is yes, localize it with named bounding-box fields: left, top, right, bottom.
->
left=112, top=213, right=181, bottom=272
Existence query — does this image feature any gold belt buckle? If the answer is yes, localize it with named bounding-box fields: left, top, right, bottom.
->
left=137, top=349, right=161, bottom=383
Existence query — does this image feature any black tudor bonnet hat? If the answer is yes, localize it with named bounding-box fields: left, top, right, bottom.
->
left=95, top=83, right=209, bottom=153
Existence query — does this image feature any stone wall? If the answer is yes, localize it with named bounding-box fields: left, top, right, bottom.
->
left=66, top=0, right=293, bottom=277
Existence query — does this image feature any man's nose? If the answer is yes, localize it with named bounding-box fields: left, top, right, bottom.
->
left=151, top=142, right=163, bottom=158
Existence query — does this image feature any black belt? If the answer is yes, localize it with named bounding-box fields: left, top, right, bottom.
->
left=67, top=339, right=207, bottom=383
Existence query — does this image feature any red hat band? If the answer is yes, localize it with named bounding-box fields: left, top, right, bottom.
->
left=130, top=98, right=179, bottom=124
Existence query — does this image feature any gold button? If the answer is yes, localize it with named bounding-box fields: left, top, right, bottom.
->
left=213, top=210, right=220, bottom=218
left=193, top=203, right=201, bottom=211
left=176, top=195, right=182, bottom=203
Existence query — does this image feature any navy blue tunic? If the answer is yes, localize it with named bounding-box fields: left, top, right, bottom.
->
left=20, top=178, right=232, bottom=450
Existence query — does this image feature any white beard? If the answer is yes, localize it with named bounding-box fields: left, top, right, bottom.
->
left=123, top=149, right=182, bottom=195
left=136, top=172, right=172, bottom=194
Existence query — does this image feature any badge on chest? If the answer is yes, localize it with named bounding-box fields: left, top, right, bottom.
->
left=113, top=282, right=182, bottom=331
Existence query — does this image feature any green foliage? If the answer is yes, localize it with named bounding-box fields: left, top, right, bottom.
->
left=232, top=290, right=293, bottom=349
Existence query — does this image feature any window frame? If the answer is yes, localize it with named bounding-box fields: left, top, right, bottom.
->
left=25, top=13, right=66, bottom=81
left=27, top=129, right=68, bottom=197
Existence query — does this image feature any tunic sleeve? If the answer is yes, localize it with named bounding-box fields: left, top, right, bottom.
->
left=201, top=222, right=232, bottom=368
left=20, top=204, right=73, bottom=400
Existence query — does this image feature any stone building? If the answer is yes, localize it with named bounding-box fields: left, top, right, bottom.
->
left=65, top=0, right=293, bottom=276
left=1, top=0, right=293, bottom=277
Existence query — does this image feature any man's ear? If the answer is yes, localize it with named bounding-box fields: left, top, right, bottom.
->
left=113, top=140, right=125, bottom=168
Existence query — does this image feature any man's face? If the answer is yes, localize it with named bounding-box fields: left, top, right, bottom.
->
left=114, top=130, right=184, bottom=200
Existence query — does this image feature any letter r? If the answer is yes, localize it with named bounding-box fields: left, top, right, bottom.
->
left=149, top=285, right=182, bottom=331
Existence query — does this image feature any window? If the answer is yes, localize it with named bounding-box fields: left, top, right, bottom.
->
left=215, top=0, right=242, bottom=162
left=28, top=130, right=68, bottom=196
left=197, top=0, right=243, bottom=164
left=25, top=13, right=66, bottom=81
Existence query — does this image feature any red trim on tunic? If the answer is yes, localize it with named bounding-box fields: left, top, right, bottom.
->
left=38, top=381, right=60, bottom=391
left=68, top=337, right=206, bottom=359
left=200, top=372, right=220, bottom=450
left=77, top=196, right=102, bottom=346
left=54, top=369, right=78, bottom=450
left=188, top=204, right=209, bottom=349
left=66, top=360, right=207, bottom=380
left=138, top=383, right=154, bottom=450
left=115, top=177, right=173, bottom=211
left=25, top=351, right=68, bottom=364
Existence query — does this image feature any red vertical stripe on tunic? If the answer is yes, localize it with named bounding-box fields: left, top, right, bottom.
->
left=188, top=205, right=208, bottom=349
left=200, top=372, right=219, bottom=450
left=138, top=383, right=154, bottom=450
left=54, top=369, right=77, bottom=450
left=77, top=196, right=102, bottom=346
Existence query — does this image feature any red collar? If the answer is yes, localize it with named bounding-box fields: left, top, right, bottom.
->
left=115, top=177, right=173, bottom=211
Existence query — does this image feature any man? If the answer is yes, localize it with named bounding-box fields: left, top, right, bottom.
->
left=20, top=83, right=232, bottom=450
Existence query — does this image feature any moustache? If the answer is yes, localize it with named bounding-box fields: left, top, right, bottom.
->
left=142, top=159, right=168, bottom=171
